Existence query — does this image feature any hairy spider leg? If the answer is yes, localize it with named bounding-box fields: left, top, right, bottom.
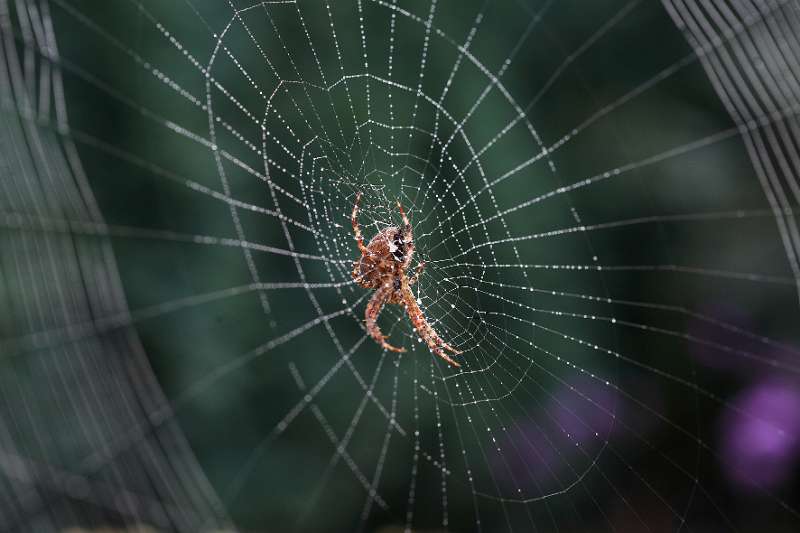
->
left=395, top=199, right=417, bottom=271
left=400, top=273, right=462, bottom=367
left=365, top=285, right=406, bottom=353
left=351, top=191, right=368, bottom=256
left=351, top=192, right=370, bottom=285
left=396, top=199, right=410, bottom=228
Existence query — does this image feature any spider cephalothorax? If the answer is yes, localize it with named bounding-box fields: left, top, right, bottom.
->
left=351, top=192, right=462, bottom=367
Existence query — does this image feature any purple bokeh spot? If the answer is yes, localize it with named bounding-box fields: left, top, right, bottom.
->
left=549, top=376, right=619, bottom=444
left=719, top=379, right=800, bottom=491
left=488, top=377, right=621, bottom=497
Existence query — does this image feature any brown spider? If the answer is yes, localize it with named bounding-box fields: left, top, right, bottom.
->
left=351, top=192, right=462, bottom=367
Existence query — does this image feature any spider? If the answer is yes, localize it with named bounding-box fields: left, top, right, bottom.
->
left=351, top=192, right=462, bottom=367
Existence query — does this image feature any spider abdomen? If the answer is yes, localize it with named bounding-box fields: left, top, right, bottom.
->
left=353, top=226, right=403, bottom=289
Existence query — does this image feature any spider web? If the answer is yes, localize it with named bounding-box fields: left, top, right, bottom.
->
left=1, top=0, right=800, bottom=531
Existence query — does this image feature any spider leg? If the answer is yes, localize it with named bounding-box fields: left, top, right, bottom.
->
left=351, top=191, right=370, bottom=286
left=408, top=261, right=425, bottom=286
left=352, top=263, right=362, bottom=284
left=365, top=286, right=406, bottom=353
left=400, top=279, right=461, bottom=367
left=439, top=340, right=463, bottom=355
left=396, top=199, right=410, bottom=228
left=430, top=346, right=462, bottom=367
left=352, top=191, right=368, bottom=256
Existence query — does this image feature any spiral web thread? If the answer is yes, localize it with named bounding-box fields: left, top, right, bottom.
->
left=0, top=0, right=799, bottom=531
